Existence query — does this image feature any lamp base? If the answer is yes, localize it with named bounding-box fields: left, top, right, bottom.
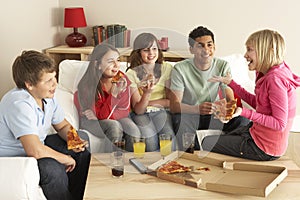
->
left=65, top=32, right=87, bottom=47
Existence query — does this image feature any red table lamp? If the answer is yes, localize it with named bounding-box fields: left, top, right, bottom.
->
left=64, top=7, right=87, bottom=47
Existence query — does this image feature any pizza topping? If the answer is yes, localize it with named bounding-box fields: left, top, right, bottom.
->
left=158, top=160, right=191, bottom=174
left=196, top=167, right=210, bottom=171
left=138, top=73, right=155, bottom=87
left=67, top=126, right=85, bottom=150
left=112, top=71, right=124, bottom=83
left=214, top=98, right=237, bottom=121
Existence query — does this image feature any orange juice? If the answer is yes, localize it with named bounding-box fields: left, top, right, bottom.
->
left=160, top=139, right=172, bottom=157
left=133, top=142, right=146, bottom=158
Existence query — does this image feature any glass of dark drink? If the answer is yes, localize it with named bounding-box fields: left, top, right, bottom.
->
left=110, top=151, right=125, bottom=178
left=182, top=132, right=195, bottom=154
left=113, top=137, right=126, bottom=151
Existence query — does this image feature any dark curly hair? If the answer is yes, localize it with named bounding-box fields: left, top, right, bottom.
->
left=188, top=26, right=215, bottom=47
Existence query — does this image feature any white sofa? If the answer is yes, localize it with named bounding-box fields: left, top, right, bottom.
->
left=0, top=157, right=46, bottom=200
left=0, top=54, right=255, bottom=199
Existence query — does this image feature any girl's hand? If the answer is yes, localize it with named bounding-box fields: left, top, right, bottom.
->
left=111, top=77, right=127, bottom=98
left=208, top=72, right=232, bottom=85
left=82, top=109, right=97, bottom=120
left=139, top=79, right=155, bottom=95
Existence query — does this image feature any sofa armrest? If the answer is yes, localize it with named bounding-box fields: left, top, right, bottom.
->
left=0, top=157, right=46, bottom=200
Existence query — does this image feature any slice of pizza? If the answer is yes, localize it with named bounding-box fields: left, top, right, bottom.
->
left=138, top=74, right=155, bottom=87
left=111, top=71, right=124, bottom=83
left=158, top=160, right=191, bottom=174
left=214, top=98, right=237, bottom=121
left=67, top=126, right=85, bottom=150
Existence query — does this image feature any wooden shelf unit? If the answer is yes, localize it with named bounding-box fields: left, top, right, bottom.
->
left=45, top=45, right=192, bottom=66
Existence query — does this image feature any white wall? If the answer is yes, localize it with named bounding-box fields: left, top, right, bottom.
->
left=1, top=0, right=300, bottom=119
left=0, top=0, right=59, bottom=97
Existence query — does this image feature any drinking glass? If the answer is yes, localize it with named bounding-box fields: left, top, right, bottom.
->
left=133, top=137, right=146, bottom=158
left=113, top=137, right=126, bottom=151
left=110, top=151, right=125, bottom=178
left=182, top=132, right=195, bottom=154
left=159, top=134, right=172, bottom=158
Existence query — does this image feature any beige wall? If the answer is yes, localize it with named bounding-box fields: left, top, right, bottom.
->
left=0, top=0, right=60, bottom=97
left=1, top=0, right=300, bottom=118
left=59, top=0, right=300, bottom=119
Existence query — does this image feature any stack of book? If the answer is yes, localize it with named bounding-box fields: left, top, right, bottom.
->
left=92, top=24, right=131, bottom=48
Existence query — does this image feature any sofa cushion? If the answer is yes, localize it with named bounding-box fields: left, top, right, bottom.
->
left=0, top=157, right=46, bottom=200
left=58, top=59, right=128, bottom=94
left=58, top=60, right=89, bottom=94
left=55, top=88, right=79, bottom=130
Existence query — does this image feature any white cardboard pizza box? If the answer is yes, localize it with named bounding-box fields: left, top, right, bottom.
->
left=147, top=151, right=287, bottom=197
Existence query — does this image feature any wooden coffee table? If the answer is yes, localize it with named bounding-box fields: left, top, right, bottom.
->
left=83, top=152, right=300, bottom=200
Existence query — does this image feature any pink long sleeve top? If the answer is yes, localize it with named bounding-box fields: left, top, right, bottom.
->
left=229, top=62, right=300, bottom=156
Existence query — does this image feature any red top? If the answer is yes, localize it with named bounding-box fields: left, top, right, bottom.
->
left=74, top=72, right=131, bottom=120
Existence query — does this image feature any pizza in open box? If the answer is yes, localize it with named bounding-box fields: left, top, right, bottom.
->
left=158, top=160, right=192, bottom=174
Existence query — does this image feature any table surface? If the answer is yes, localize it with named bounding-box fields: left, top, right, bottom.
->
left=83, top=151, right=300, bottom=200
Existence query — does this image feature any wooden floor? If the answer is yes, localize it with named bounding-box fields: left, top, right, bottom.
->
left=84, top=151, right=300, bottom=200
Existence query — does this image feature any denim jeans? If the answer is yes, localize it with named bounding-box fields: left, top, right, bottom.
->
left=80, top=117, right=141, bottom=152
left=202, top=122, right=279, bottom=161
left=172, top=113, right=250, bottom=150
left=132, top=110, right=175, bottom=151
left=39, top=131, right=91, bottom=200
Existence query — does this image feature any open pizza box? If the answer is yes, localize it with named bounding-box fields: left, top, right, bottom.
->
left=147, top=151, right=287, bottom=197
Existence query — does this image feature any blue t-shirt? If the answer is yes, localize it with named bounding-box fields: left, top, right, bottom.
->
left=0, top=88, right=65, bottom=156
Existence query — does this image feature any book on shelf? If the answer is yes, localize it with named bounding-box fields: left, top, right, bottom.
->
left=92, top=24, right=130, bottom=48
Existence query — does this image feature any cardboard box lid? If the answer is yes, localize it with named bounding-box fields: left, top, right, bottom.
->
left=147, top=151, right=287, bottom=197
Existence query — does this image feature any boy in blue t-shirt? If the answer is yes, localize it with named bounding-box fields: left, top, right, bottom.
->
left=0, top=50, right=90, bottom=200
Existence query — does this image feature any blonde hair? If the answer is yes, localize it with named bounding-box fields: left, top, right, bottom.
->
left=245, top=29, right=285, bottom=72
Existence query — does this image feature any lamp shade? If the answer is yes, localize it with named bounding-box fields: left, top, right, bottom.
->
left=64, top=7, right=87, bottom=28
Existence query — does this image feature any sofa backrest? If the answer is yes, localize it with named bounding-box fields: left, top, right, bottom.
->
left=58, top=60, right=90, bottom=94
left=58, top=59, right=128, bottom=93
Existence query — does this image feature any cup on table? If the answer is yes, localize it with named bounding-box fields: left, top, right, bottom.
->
left=182, top=132, right=195, bottom=154
left=133, top=137, right=146, bottom=158
left=159, top=134, right=172, bottom=158
left=113, top=137, right=126, bottom=151
left=110, top=151, right=125, bottom=178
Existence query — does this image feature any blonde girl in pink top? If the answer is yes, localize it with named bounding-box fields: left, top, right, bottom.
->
left=204, top=29, right=300, bottom=161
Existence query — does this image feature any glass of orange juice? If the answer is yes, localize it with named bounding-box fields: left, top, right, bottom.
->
left=133, top=137, right=146, bottom=158
left=159, top=134, right=172, bottom=158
